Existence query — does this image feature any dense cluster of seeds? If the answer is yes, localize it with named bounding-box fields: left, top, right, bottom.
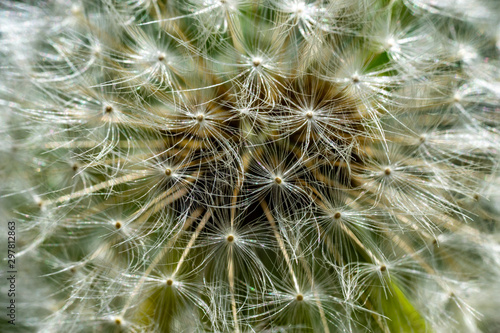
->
left=1, top=0, right=500, bottom=332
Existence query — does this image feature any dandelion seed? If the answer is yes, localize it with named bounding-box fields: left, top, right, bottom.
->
left=252, top=57, right=262, bottom=67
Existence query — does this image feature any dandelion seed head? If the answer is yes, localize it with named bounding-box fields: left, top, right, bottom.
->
left=1, top=1, right=500, bottom=332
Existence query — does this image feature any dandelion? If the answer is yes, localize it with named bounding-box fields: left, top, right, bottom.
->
left=1, top=0, right=500, bottom=332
